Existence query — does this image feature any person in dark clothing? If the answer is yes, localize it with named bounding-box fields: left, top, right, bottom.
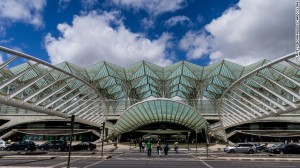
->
left=141, top=141, right=145, bottom=152
left=139, top=141, right=142, bottom=152
left=163, top=143, right=169, bottom=157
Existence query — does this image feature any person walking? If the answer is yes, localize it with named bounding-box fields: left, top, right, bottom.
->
left=156, top=141, right=161, bottom=157
left=141, top=141, right=145, bottom=152
left=174, top=141, right=179, bottom=154
left=139, top=140, right=142, bottom=152
left=163, top=143, right=169, bottom=157
left=146, top=141, right=152, bottom=157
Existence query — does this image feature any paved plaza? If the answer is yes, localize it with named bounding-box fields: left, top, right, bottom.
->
left=1, top=144, right=300, bottom=167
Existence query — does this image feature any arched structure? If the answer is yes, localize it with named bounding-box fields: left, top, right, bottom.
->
left=216, top=52, right=300, bottom=131
left=1, top=45, right=300, bottom=142
left=0, top=46, right=107, bottom=127
left=114, top=98, right=209, bottom=134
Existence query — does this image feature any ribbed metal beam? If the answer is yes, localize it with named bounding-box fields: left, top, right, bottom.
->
left=216, top=52, right=300, bottom=135
left=0, top=46, right=108, bottom=127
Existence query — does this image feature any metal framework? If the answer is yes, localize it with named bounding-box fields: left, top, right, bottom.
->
left=217, top=52, right=300, bottom=129
left=1, top=46, right=300, bottom=139
left=0, top=46, right=107, bottom=127
left=114, top=98, right=209, bottom=134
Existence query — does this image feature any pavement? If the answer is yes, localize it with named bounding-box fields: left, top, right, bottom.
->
left=1, top=143, right=300, bottom=162
left=1, top=144, right=300, bottom=168
left=0, top=143, right=120, bottom=160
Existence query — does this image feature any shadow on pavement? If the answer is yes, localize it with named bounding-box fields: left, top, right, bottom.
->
left=0, top=157, right=55, bottom=167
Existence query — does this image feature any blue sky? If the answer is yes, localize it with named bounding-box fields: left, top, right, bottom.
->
left=0, top=0, right=294, bottom=67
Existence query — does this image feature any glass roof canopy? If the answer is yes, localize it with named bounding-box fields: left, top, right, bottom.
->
left=3, top=48, right=298, bottom=103
left=114, top=98, right=209, bottom=134
left=1, top=46, right=300, bottom=138
left=9, top=57, right=288, bottom=102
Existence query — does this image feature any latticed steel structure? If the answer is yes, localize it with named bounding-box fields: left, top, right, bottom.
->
left=0, top=46, right=300, bottom=141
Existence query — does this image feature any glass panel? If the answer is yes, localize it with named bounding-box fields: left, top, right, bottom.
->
left=182, top=109, right=194, bottom=126
left=131, top=105, right=146, bottom=123
left=126, top=109, right=140, bottom=124
left=166, top=100, right=173, bottom=122
left=189, top=113, right=200, bottom=127
left=195, top=119, right=206, bottom=129
left=173, top=104, right=183, bottom=122
left=178, top=106, right=190, bottom=124
left=180, top=108, right=190, bottom=125
left=143, top=101, right=155, bottom=122
left=160, top=100, right=167, bottom=121
left=155, top=100, right=162, bottom=122
left=116, top=121, right=127, bottom=131
left=148, top=101, right=159, bottom=122
left=136, top=104, right=150, bottom=122
left=118, top=118, right=131, bottom=129
left=174, top=105, right=185, bottom=123
left=170, top=102, right=178, bottom=121
left=138, top=103, right=153, bottom=122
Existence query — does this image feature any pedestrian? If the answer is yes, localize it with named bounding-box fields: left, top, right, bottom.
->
left=174, top=141, right=179, bottom=154
left=146, top=141, right=152, bottom=157
left=139, top=140, right=142, bottom=152
left=141, top=141, right=145, bottom=152
left=163, top=143, right=169, bottom=157
left=159, top=146, right=163, bottom=156
left=156, top=141, right=161, bottom=157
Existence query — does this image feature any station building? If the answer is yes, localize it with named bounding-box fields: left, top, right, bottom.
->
left=0, top=46, right=299, bottom=143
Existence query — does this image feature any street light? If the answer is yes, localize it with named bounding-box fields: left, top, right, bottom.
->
left=187, top=131, right=190, bottom=151
left=101, top=122, right=105, bottom=157
left=205, top=123, right=208, bottom=158
left=196, top=128, right=198, bottom=153
left=67, top=115, right=75, bottom=168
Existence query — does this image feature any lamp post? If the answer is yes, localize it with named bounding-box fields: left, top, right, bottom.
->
left=67, top=115, right=75, bottom=168
left=187, top=132, right=190, bottom=151
left=101, top=122, right=105, bottom=157
left=196, top=128, right=198, bottom=153
left=205, top=123, right=208, bottom=158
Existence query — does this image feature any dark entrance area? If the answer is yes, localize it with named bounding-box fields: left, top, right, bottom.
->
left=120, top=122, right=207, bottom=143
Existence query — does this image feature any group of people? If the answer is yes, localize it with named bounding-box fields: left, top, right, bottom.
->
left=139, top=140, right=179, bottom=157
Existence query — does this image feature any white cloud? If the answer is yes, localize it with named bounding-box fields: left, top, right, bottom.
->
left=45, top=11, right=173, bottom=67
left=58, top=0, right=71, bottom=12
left=0, top=0, right=46, bottom=28
left=179, top=31, right=212, bottom=60
left=0, top=54, right=3, bottom=64
left=111, top=0, right=187, bottom=16
left=141, top=17, right=156, bottom=29
left=0, top=37, right=14, bottom=44
left=180, top=0, right=294, bottom=65
left=196, top=15, right=204, bottom=23
left=81, top=0, right=99, bottom=10
left=165, top=15, right=191, bottom=28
